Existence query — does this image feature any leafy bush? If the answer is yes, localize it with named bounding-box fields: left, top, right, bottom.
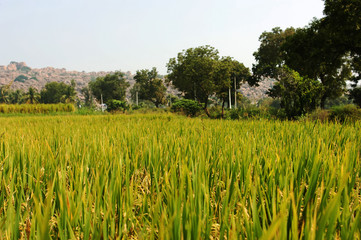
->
left=329, top=104, right=361, bottom=123
left=131, top=102, right=145, bottom=110
left=227, top=108, right=241, bottom=120
left=208, top=105, right=223, bottom=119
left=171, top=99, right=202, bottom=117
left=307, top=109, right=330, bottom=122
left=228, top=106, right=271, bottom=120
left=106, top=100, right=129, bottom=112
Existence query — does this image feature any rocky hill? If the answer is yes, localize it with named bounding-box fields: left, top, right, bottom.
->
left=0, top=61, right=273, bottom=102
left=0, top=61, right=133, bottom=94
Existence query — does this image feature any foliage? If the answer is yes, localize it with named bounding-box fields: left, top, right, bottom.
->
left=171, top=99, right=202, bottom=117
left=81, top=86, right=94, bottom=108
left=131, top=102, right=145, bottom=110
left=167, top=45, right=220, bottom=113
left=131, top=68, right=167, bottom=107
left=14, top=75, right=28, bottom=83
left=252, top=27, right=295, bottom=81
left=23, top=87, right=40, bottom=104
left=225, top=106, right=272, bottom=120
left=40, top=81, right=77, bottom=104
left=257, top=97, right=281, bottom=109
left=307, top=108, right=331, bottom=122
left=329, top=104, right=361, bottom=123
left=323, top=0, right=361, bottom=82
left=8, top=89, right=24, bottom=104
left=0, top=115, right=361, bottom=238
left=214, top=57, right=251, bottom=115
left=89, top=72, right=129, bottom=103
left=167, top=46, right=251, bottom=117
left=324, top=95, right=352, bottom=109
left=349, top=87, right=361, bottom=108
left=282, top=19, right=352, bottom=107
left=268, top=67, right=322, bottom=119
left=106, top=99, right=129, bottom=112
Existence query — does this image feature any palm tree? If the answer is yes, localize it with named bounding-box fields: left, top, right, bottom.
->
left=9, top=89, right=24, bottom=104
left=60, top=81, right=77, bottom=103
left=24, top=87, right=40, bottom=104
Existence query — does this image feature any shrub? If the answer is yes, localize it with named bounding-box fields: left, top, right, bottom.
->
left=208, top=106, right=223, bottom=119
left=307, top=109, right=330, bottom=122
left=329, top=104, right=361, bottom=123
left=171, top=99, right=202, bottom=117
left=131, top=102, right=145, bottom=110
left=106, top=100, right=129, bottom=112
left=227, top=108, right=241, bottom=120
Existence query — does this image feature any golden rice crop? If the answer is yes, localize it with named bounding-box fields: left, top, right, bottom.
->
left=0, top=114, right=360, bottom=239
left=0, top=104, right=75, bottom=114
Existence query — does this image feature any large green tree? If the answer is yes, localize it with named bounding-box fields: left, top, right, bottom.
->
left=282, top=19, right=352, bottom=108
left=323, top=0, right=361, bottom=81
left=252, top=27, right=295, bottom=82
left=24, top=87, right=40, bottom=104
left=214, top=57, right=251, bottom=116
left=167, top=45, right=220, bottom=116
left=268, top=67, right=322, bottom=119
left=9, top=89, right=24, bottom=104
left=89, top=72, right=129, bottom=103
left=81, top=86, right=94, bottom=108
left=130, top=68, right=167, bottom=107
left=40, top=81, right=77, bottom=104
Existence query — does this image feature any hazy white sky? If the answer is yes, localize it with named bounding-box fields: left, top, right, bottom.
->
left=0, top=0, right=325, bottom=74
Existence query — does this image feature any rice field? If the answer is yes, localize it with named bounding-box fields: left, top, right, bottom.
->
left=0, top=104, right=75, bottom=114
left=0, top=114, right=360, bottom=239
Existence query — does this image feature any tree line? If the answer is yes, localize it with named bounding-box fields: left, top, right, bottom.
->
left=0, top=80, right=77, bottom=105
left=1, top=0, right=360, bottom=119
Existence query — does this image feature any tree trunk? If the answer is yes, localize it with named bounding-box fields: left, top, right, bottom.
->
left=221, top=99, right=225, bottom=119
left=320, top=95, right=327, bottom=109
left=203, top=97, right=210, bottom=118
left=320, top=75, right=327, bottom=109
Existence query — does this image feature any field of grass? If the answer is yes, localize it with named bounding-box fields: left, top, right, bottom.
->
left=0, top=114, right=360, bottom=239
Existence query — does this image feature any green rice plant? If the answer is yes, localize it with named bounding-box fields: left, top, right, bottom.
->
left=0, top=114, right=360, bottom=239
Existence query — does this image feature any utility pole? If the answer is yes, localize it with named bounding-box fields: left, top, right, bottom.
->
left=229, top=87, right=232, bottom=109
left=234, top=76, right=237, bottom=109
left=136, top=91, right=138, bottom=106
left=101, top=94, right=104, bottom=112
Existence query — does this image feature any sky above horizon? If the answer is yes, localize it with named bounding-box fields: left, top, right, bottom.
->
left=0, top=0, right=325, bottom=74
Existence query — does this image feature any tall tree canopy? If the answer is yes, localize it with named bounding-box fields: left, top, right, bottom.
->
left=167, top=45, right=220, bottom=115
left=40, top=81, right=77, bottom=104
left=167, top=45, right=251, bottom=116
left=282, top=19, right=352, bottom=108
left=214, top=57, right=251, bottom=115
left=81, top=86, right=94, bottom=108
left=131, top=68, right=167, bottom=107
left=252, top=27, right=295, bottom=82
left=167, top=46, right=219, bottom=106
left=89, top=72, right=129, bottom=103
left=253, top=21, right=352, bottom=110
left=268, top=67, right=322, bottom=119
left=24, top=87, right=40, bottom=104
